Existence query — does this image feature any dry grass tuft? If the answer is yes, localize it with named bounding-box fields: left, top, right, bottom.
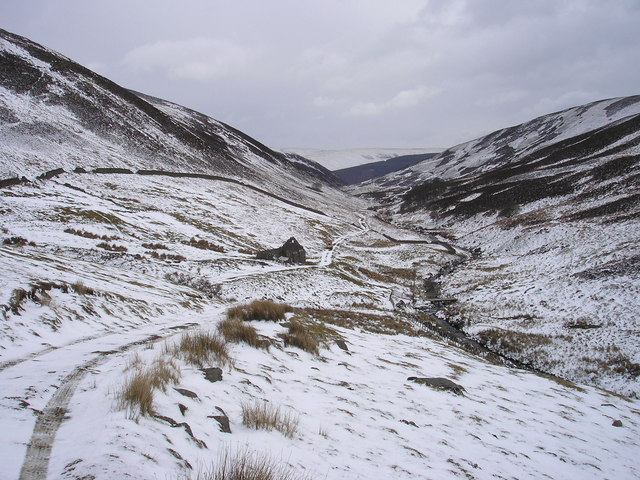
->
left=172, top=331, right=233, bottom=368
left=227, top=300, right=291, bottom=322
left=71, top=280, right=95, bottom=295
left=187, top=237, right=225, bottom=253
left=218, top=317, right=270, bottom=349
left=280, top=320, right=320, bottom=355
left=96, top=242, right=128, bottom=252
left=117, top=357, right=181, bottom=417
left=241, top=401, right=299, bottom=438
left=191, top=448, right=310, bottom=480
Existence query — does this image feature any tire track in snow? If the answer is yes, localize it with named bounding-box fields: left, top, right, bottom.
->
left=0, top=334, right=102, bottom=373
left=17, top=323, right=195, bottom=480
left=319, top=216, right=369, bottom=266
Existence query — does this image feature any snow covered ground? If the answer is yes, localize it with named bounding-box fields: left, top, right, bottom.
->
left=397, top=200, right=640, bottom=398
left=2, top=172, right=639, bottom=479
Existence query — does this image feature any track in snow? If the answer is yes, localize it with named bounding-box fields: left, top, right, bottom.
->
left=16, top=324, right=195, bottom=480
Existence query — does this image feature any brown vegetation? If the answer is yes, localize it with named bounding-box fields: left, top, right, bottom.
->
left=97, top=242, right=128, bottom=252
left=280, top=319, right=319, bottom=355
left=187, top=237, right=225, bottom=253
left=150, top=251, right=186, bottom=262
left=117, top=357, right=181, bottom=417
left=191, top=448, right=310, bottom=480
left=142, top=242, right=169, bottom=250
left=241, top=401, right=299, bottom=438
left=291, top=307, right=422, bottom=336
left=227, top=300, right=291, bottom=322
left=218, top=317, right=270, bottom=350
left=171, top=331, right=232, bottom=368
left=65, top=227, right=119, bottom=241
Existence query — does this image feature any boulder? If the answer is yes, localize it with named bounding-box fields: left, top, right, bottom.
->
left=200, top=367, right=223, bottom=383
left=174, top=388, right=199, bottom=400
left=407, top=376, right=466, bottom=396
left=208, top=406, right=232, bottom=433
left=256, top=237, right=306, bottom=264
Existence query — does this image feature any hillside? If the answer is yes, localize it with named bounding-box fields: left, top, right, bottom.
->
left=0, top=29, right=341, bottom=195
left=333, top=152, right=437, bottom=184
left=354, top=96, right=640, bottom=397
left=1, top=29, right=639, bottom=480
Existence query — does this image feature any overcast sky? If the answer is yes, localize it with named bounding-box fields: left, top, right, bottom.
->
left=2, top=0, right=639, bottom=150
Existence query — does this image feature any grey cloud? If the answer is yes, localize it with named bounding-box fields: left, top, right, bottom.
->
left=1, top=0, right=639, bottom=153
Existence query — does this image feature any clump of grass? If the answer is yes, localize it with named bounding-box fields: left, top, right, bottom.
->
left=150, top=251, right=187, bottom=262
left=3, top=236, right=35, bottom=247
left=97, top=242, right=128, bottom=252
left=65, top=228, right=119, bottom=241
left=187, top=237, right=225, bottom=253
left=191, top=448, right=310, bottom=480
left=218, top=317, right=270, bottom=349
left=241, top=401, right=299, bottom=438
left=71, top=281, right=95, bottom=295
left=227, top=300, right=290, bottom=322
left=3, top=288, right=28, bottom=315
left=117, top=357, right=181, bottom=417
left=171, top=331, right=232, bottom=368
left=280, top=320, right=319, bottom=355
left=142, top=242, right=169, bottom=250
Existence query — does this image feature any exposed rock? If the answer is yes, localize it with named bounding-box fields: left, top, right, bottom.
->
left=152, top=414, right=207, bottom=448
left=407, top=376, right=466, bottom=396
left=400, top=419, right=418, bottom=427
left=335, top=339, right=349, bottom=352
left=174, top=388, right=199, bottom=400
left=208, top=406, right=232, bottom=433
left=613, top=419, right=623, bottom=427
left=178, top=404, right=188, bottom=416
left=256, top=237, right=306, bottom=264
left=200, top=367, right=223, bottom=383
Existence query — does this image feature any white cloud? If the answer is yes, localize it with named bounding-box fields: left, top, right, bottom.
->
left=124, top=37, right=255, bottom=81
left=347, top=86, right=439, bottom=116
left=312, top=96, right=346, bottom=108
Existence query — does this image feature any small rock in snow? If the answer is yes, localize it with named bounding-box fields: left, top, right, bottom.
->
left=174, top=388, right=199, bottom=400
left=200, top=367, right=223, bottom=383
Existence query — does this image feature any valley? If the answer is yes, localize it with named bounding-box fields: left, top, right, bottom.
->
left=1, top=28, right=639, bottom=480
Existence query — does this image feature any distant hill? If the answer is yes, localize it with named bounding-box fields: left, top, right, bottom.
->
left=333, top=152, right=437, bottom=184
left=280, top=147, right=441, bottom=171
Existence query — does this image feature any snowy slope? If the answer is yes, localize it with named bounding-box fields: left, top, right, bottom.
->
left=353, top=96, right=640, bottom=194
left=355, top=96, right=640, bottom=397
left=0, top=29, right=341, bottom=199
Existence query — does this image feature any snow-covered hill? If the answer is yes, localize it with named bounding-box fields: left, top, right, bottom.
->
left=355, top=96, right=640, bottom=397
left=0, top=29, right=341, bottom=197
left=354, top=96, right=640, bottom=194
